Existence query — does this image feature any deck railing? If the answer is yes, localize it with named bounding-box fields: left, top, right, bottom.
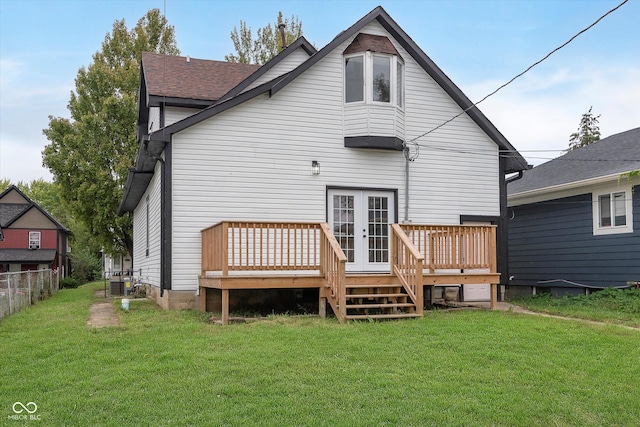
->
left=319, top=223, right=347, bottom=319
left=201, top=221, right=324, bottom=275
left=201, top=222, right=497, bottom=319
left=399, top=224, right=497, bottom=273
left=390, top=224, right=423, bottom=313
left=201, top=220, right=347, bottom=318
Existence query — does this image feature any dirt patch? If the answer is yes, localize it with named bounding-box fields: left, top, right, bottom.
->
left=87, top=290, right=120, bottom=328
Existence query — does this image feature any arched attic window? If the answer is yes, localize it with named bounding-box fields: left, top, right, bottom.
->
left=344, top=33, right=404, bottom=107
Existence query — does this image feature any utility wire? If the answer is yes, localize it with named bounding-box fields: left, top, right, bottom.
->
left=422, top=144, right=640, bottom=162
left=407, top=0, right=629, bottom=146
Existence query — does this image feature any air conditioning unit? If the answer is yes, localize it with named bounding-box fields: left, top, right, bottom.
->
left=29, top=244, right=39, bottom=250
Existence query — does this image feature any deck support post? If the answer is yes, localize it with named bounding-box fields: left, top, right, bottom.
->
left=222, top=289, right=230, bottom=325
left=490, top=283, right=497, bottom=310
left=428, top=285, right=435, bottom=307
left=200, top=287, right=207, bottom=312
left=416, top=285, right=424, bottom=315
left=319, top=291, right=326, bottom=319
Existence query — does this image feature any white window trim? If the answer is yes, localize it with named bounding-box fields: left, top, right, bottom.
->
left=344, top=52, right=404, bottom=109
left=592, top=183, right=634, bottom=235
left=29, top=231, right=41, bottom=249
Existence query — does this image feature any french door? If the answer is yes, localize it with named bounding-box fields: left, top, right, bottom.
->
left=328, top=189, right=395, bottom=272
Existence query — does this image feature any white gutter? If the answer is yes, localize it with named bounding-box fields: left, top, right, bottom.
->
left=508, top=172, right=634, bottom=206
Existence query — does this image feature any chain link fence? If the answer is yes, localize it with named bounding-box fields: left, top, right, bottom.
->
left=0, top=269, right=59, bottom=320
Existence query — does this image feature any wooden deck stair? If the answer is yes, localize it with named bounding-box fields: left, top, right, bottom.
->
left=342, top=282, right=421, bottom=320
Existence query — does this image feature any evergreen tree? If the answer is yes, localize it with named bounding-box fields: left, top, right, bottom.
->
left=568, top=106, right=601, bottom=151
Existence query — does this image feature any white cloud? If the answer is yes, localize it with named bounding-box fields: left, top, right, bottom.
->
left=0, top=137, right=53, bottom=183
left=0, top=58, right=24, bottom=85
left=464, top=65, right=640, bottom=166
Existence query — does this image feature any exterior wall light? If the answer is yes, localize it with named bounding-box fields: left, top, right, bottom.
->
left=312, top=160, right=320, bottom=175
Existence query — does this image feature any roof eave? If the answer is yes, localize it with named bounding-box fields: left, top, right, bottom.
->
left=218, top=36, right=317, bottom=103
left=508, top=172, right=634, bottom=206
left=117, top=169, right=155, bottom=215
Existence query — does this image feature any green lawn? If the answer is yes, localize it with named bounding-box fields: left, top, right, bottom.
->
left=1, top=282, right=639, bottom=426
left=513, top=287, right=640, bottom=327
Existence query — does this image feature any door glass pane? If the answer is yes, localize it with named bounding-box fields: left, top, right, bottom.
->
left=345, top=56, right=364, bottom=103
left=599, top=194, right=611, bottom=227
left=613, top=192, right=626, bottom=226
left=368, top=196, right=389, bottom=263
left=333, top=195, right=355, bottom=262
left=372, top=55, right=390, bottom=102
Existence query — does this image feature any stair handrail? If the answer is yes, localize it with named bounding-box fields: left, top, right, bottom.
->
left=390, top=224, right=424, bottom=314
left=319, top=223, right=347, bottom=320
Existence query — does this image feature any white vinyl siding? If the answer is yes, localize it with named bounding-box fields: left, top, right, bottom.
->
left=165, top=107, right=200, bottom=127
left=245, top=47, right=312, bottom=92
left=163, top=21, right=499, bottom=291
left=132, top=159, right=162, bottom=287
left=125, top=20, right=501, bottom=291
left=148, top=107, right=161, bottom=133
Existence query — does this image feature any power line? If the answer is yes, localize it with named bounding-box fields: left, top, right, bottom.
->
left=421, top=144, right=640, bottom=162
left=406, top=0, right=629, bottom=147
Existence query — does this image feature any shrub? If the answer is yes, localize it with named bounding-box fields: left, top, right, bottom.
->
left=69, top=247, right=101, bottom=284
left=59, top=277, right=80, bottom=289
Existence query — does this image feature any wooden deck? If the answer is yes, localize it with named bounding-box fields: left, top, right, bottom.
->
left=199, top=221, right=499, bottom=324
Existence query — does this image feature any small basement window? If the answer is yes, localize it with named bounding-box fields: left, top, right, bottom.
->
left=593, top=185, right=633, bottom=235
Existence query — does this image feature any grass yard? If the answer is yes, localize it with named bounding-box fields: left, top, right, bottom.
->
left=513, top=287, right=640, bottom=328
left=1, top=282, right=639, bottom=426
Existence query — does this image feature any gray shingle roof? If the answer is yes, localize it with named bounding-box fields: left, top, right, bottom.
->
left=0, top=204, right=29, bottom=227
left=0, top=249, right=56, bottom=263
left=508, top=127, right=640, bottom=195
left=142, top=52, right=260, bottom=101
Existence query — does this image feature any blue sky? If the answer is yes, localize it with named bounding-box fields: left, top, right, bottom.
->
left=1, top=0, right=638, bottom=182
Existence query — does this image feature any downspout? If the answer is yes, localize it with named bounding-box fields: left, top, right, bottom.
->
left=143, top=138, right=166, bottom=297
left=403, top=145, right=414, bottom=222
left=404, top=153, right=410, bottom=222
left=502, top=168, right=525, bottom=298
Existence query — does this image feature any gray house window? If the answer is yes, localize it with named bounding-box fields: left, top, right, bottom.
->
left=598, top=192, right=626, bottom=227
left=592, top=186, right=633, bottom=235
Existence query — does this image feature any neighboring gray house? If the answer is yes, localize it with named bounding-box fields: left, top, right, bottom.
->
left=118, top=6, right=528, bottom=320
left=507, top=128, right=640, bottom=296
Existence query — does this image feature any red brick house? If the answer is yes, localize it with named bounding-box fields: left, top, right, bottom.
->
left=0, top=186, right=70, bottom=276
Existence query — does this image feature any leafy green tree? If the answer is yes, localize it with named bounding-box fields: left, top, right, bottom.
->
left=225, top=12, right=303, bottom=65
left=0, top=178, right=11, bottom=191
left=568, top=106, right=601, bottom=151
left=43, top=9, right=179, bottom=256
